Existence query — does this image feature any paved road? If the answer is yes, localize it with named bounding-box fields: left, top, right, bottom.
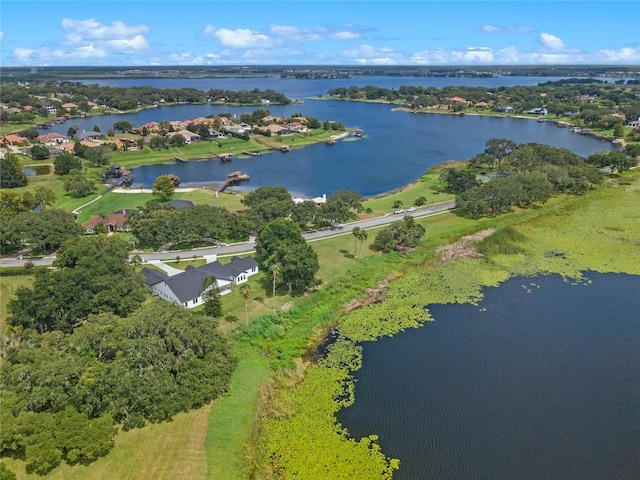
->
left=0, top=201, right=455, bottom=268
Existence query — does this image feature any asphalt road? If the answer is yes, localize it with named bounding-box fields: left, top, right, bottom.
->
left=0, top=201, right=455, bottom=268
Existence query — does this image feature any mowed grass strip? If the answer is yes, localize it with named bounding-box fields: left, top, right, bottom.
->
left=2, top=405, right=211, bottom=480
left=205, top=354, right=270, bottom=480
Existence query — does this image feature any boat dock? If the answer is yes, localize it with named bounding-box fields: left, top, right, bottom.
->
left=217, top=171, right=249, bottom=195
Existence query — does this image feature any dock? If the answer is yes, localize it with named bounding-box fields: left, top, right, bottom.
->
left=217, top=171, right=249, bottom=195
left=280, top=145, right=291, bottom=152
left=217, top=153, right=233, bottom=162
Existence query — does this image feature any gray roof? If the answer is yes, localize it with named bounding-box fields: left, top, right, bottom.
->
left=141, top=256, right=258, bottom=304
left=168, top=199, right=195, bottom=210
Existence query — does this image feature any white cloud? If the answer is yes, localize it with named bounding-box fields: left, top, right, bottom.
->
left=60, top=18, right=149, bottom=42
left=9, top=18, right=151, bottom=65
left=539, top=33, right=566, bottom=51
left=481, top=24, right=534, bottom=34
left=340, top=44, right=403, bottom=65
left=204, top=26, right=275, bottom=48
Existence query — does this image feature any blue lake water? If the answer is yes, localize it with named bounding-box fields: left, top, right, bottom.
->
left=337, top=273, right=640, bottom=480
left=44, top=76, right=618, bottom=197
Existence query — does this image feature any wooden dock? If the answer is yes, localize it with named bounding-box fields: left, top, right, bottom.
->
left=213, top=153, right=233, bottom=162
left=217, top=171, right=249, bottom=194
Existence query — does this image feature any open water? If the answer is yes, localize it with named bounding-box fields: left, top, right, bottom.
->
left=337, top=273, right=640, bottom=480
left=45, top=76, right=619, bottom=197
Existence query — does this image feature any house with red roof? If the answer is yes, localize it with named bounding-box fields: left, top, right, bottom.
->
left=83, top=213, right=131, bottom=234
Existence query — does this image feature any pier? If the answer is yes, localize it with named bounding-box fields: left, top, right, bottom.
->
left=217, top=171, right=250, bottom=195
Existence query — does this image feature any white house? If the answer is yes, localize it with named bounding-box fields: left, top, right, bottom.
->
left=142, top=256, right=259, bottom=309
left=628, top=117, right=640, bottom=129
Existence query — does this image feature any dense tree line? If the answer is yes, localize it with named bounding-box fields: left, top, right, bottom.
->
left=129, top=202, right=252, bottom=249
left=1, top=301, right=236, bottom=473
left=8, top=236, right=146, bottom=333
left=1, top=207, right=81, bottom=254
left=0, top=81, right=291, bottom=113
left=327, top=81, right=640, bottom=130
left=242, top=186, right=363, bottom=231
left=439, top=139, right=613, bottom=218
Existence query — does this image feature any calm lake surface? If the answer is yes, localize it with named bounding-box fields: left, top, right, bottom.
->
left=50, top=76, right=618, bottom=197
left=337, top=273, right=640, bottom=480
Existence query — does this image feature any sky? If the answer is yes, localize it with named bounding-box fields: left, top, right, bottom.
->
left=1, top=1, right=639, bottom=67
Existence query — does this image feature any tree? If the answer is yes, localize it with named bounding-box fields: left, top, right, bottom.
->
left=3, top=208, right=81, bottom=253
left=30, top=145, right=50, bottom=160
left=53, top=152, right=82, bottom=175
left=613, top=122, right=625, bottom=138
left=152, top=175, right=176, bottom=201
left=352, top=227, right=361, bottom=258
left=271, top=263, right=280, bottom=312
left=84, top=145, right=111, bottom=166
left=63, top=170, right=96, bottom=198
left=439, top=168, right=480, bottom=193
left=484, top=138, right=517, bottom=170
left=373, top=216, right=425, bottom=253
left=202, top=277, right=223, bottom=318
left=239, top=284, right=252, bottom=325
left=255, top=218, right=305, bottom=265
left=8, top=235, right=146, bottom=333
left=168, top=133, right=186, bottom=146
left=255, top=218, right=319, bottom=294
left=33, top=186, right=56, bottom=209
left=241, top=186, right=295, bottom=230
left=587, top=150, right=636, bottom=175
left=0, top=153, right=27, bottom=188
left=356, top=228, right=368, bottom=260
left=112, top=121, right=134, bottom=133
left=93, top=125, right=101, bottom=132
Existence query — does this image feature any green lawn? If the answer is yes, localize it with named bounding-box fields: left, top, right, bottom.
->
left=205, top=355, right=271, bottom=480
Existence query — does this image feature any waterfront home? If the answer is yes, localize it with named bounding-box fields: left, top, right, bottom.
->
left=170, top=129, right=201, bottom=143
left=37, top=132, right=70, bottom=145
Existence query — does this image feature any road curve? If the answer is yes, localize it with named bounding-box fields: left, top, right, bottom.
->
left=0, top=201, right=455, bottom=268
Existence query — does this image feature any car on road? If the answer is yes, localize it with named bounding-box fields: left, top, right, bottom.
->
left=407, top=207, right=416, bottom=212
left=394, top=209, right=404, bottom=214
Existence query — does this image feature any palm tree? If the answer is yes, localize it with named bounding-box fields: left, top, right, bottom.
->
left=270, top=263, right=280, bottom=313
left=239, top=284, right=251, bottom=325
left=352, top=226, right=361, bottom=258
left=357, top=228, right=368, bottom=260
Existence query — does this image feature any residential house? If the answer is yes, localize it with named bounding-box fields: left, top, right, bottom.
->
left=142, top=256, right=259, bottom=309
left=83, top=213, right=131, bottom=234
left=1, top=134, right=29, bottom=146
left=43, top=105, right=58, bottom=115
left=75, top=131, right=104, bottom=142
left=474, top=101, right=490, bottom=109
left=263, top=124, right=289, bottom=135
left=628, top=117, right=640, bottom=129
left=61, top=103, right=78, bottom=111
left=140, top=121, right=161, bottom=133
left=169, top=129, right=201, bottom=144
left=287, top=122, right=307, bottom=133
left=37, top=132, right=70, bottom=146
